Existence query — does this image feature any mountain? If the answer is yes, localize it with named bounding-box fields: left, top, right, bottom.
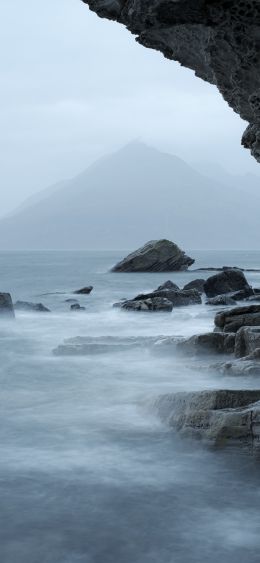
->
left=1, top=142, right=260, bottom=250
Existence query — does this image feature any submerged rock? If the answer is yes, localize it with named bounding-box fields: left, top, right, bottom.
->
left=120, top=297, right=173, bottom=312
left=206, top=295, right=237, bottom=306
left=183, top=279, right=205, bottom=294
left=70, top=303, right=86, bottom=311
left=204, top=269, right=251, bottom=298
left=53, top=335, right=161, bottom=356
left=73, top=286, right=93, bottom=295
left=15, top=301, right=50, bottom=313
left=177, top=332, right=235, bottom=356
left=0, top=293, right=15, bottom=318
left=215, top=304, right=260, bottom=333
left=111, top=240, right=194, bottom=272
left=155, top=390, right=260, bottom=454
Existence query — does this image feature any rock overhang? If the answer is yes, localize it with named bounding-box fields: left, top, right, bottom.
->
left=81, top=0, right=260, bottom=163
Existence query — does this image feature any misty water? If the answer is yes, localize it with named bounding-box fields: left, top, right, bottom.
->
left=1, top=250, right=260, bottom=563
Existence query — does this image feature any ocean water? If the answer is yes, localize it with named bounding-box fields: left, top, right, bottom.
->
left=1, top=250, right=260, bottom=563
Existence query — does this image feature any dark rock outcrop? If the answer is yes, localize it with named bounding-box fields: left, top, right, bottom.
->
left=70, top=303, right=86, bottom=311
left=73, top=286, right=93, bottom=295
left=0, top=293, right=15, bottom=318
left=235, top=326, right=260, bottom=358
left=81, top=0, right=260, bottom=163
left=133, top=288, right=202, bottom=307
left=204, top=269, right=251, bottom=298
left=111, top=240, right=194, bottom=272
left=15, top=301, right=50, bottom=313
left=119, top=296, right=173, bottom=312
left=177, top=332, right=235, bottom=355
left=183, top=279, right=205, bottom=294
left=157, top=280, right=179, bottom=291
left=215, top=304, right=260, bottom=333
left=155, top=390, right=260, bottom=453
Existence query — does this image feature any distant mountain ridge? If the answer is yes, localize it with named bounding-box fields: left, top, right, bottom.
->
left=1, top=142, right=260, bottom=250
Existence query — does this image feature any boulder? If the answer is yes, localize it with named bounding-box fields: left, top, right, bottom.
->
left=215, top=304, right=260, bottom=333
left=183, top=279, right=205, bottom=294
left=73, top=286, right=93, bottom=295
left=177, top=332, right=235, bottom=355
left=206, top=295, right=237, bottom=306
left=155, top=390, right=260, bottom=453
left=111, top=239, right=194, bottom=272
left=0, top=293, right=15, bottom=318
left=235, top=326, right=260, bottom=358
left=120, top=297, right=173, bottom=312
left=15, top=301, right=50, bottom=313
left=204, top=269, right=251, bottom=298
left=133, top=288, right=201, bottom=307
left=70, top=303, right=86, bottom=311
left=156, top=280, right=179, bottom=291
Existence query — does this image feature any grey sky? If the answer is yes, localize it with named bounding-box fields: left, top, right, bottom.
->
left=1, top=0, right=259, bottom=216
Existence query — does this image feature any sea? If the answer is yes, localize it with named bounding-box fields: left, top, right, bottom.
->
left=1, top=249, right=260, bottom=563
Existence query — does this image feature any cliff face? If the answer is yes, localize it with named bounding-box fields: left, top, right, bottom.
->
left=81, top=0, right=260, bottom=163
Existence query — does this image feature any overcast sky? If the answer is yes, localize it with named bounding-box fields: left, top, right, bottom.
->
left=1, top=0, right=259, bottom=216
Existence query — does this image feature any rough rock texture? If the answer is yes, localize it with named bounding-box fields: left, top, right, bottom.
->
left=0, top=293, right=15, bottom=318
left=111, top=240, right=194, bottom=272
left=204, top=269, right=251, bottom=297
left=235, top=325, right=260, bottom=358
left=133, top=288, right=202, bottom=306
left=155, top=390, right=260, bottom=453
left=157, top=280, right=179, bottom=291
left=81, top=0, right=260, bottom=163
left=215, top=304, right=260, bottom=332
left=15, top=301, right=50, bottom=313
left=119, top=296, right=174, bottom=312
left=177, top=332, right=235, bottom=355
left=183, top=279, right=205, bottom=294
left=206, top=294, right=237, bottom=306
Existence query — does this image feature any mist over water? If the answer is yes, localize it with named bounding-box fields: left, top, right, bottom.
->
left=1, top=250, right=260, bottom=563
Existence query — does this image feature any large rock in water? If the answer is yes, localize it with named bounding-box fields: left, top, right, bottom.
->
left=155, top=390, right=260, bottom=454
left=215, top=304, right=260, bottom=333
left=0, top=293, right=15, bottom=318
left=111, top=240, right=194, bottom=272
left=204, top=269, right=251, bottom=298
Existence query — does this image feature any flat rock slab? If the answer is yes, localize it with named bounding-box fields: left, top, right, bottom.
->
left=111, top=239, right=194, bottom=272
left=215, top=304, right=260, bottom=333
left=53, top=335, right=163, bottom=356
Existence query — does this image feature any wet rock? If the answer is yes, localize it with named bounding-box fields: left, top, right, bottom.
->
left=0, top=293, right=15, bottom=318
left=156, top=280, right=179, bottom=291
left=70, top=303, right=86, bottom=311
left=111, top=239, right=194, bottom=272
left=215, top=304, right=260, bottom=333
left=53, top=335, right=161, bottom=356
left=183, top=279, right=205, bottom=294
left=73, top=286, right=93, bottom=295
left=230, top=287, right=254, bottom=300
left=133, top=288, right=201, bottom=307
left=120, top=297, right=173, bottom=312
left=15, top=301, right=50, bottom=313
left=64, top=298, right=79, bottom=304
left=176, top=332, right=235, bottom=356
left=155, top=390, right=260, bottom=453
left=206, top=295, right=237, bottom=306
left=235, top=326, right=260, bottom=358
left=213, top=359, right=260, bottom=376
left=204, top=269, right=251, bottom=298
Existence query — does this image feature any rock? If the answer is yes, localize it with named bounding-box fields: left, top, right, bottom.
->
left=133, top=288, right=201, bottom=307
left=73, top=286, right=93, bottom=295
left=64, top=298, right=79, bottom=303
left=156, top=280, right=179, bottom=291
left=111, top=239, right=194, bottom=272
left=70, top=303, right=86, bottom=311
left=0, top=293, right=15, bottom=318
left=230, top=287, right=254, bottom=300
left=177, top=332, right=235, bottom=356
left=53, top=335, right=161, bottom=356
left=120, top=297, right=173, bottom=312
left=206, top=295, right=237, bottom=306
left=204, top=269, right=251, bottom=298
left=213, top=359, right=260, bottom=376
left=15, top=301, right=50, bottom=313
left=247, top=295, right=260, bottom=303
left=82, top=1, right=260, bottom=165
left=155, top=390, right=260, bottom=453
left=215, top=304, right=260, bottom=333
left=235, top=326, right=260, bottom=358
left=183, top=279, right=205, bottom=294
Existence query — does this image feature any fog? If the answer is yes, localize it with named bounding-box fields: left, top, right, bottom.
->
left=0, top=0, right=260, bottom=217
